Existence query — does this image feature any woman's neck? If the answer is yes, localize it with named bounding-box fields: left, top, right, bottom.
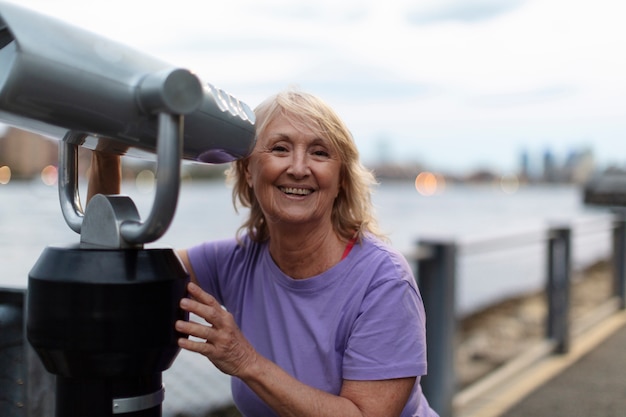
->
left=267, top=225, right=346, bottom=280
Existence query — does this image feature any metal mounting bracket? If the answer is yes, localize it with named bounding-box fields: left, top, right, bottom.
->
left=58, top=112, right=184, bottom=249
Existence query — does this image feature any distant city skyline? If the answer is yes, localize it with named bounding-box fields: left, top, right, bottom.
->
left=6, top=0, right=626, bottom=174
left=0, top=127, right=600, bottom=188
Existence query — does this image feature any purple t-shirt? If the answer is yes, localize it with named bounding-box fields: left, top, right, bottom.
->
left=187, top=234, right=437, bottom=417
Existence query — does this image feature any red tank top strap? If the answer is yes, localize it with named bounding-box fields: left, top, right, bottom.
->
left=341, top=235, right=358, bottom=260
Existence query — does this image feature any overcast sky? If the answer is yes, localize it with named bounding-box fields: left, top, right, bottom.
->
left=11, top=0, right=626, bottom=174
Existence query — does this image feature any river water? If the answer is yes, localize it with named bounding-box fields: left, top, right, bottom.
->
left=0, top=178, right=614, bottom=315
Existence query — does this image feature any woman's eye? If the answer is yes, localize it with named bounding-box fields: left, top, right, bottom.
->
left=313, top=149, right=330, bottom=158
left=271, top=145, right=288, bottom=153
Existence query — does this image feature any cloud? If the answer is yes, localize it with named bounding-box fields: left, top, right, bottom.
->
left=247, top=0, right=368, bottom=24
left=407, top=0, right=526, bottom=25
left=290, top=59, right=434, bottom=100
left=467, top=84, right=577, bottom=107
left=212, top=58, right=434, bottom=108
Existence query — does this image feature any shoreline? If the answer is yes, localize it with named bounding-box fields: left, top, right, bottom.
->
left=456, top=258, right=613, bottom=388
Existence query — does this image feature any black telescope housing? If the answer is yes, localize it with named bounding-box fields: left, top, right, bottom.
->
left=28, top=247, right=188, bottom=416
left=0, top=1, right=256, bottom=416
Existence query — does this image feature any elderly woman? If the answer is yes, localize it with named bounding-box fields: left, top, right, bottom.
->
left=88, top=89, right=437, bottom=417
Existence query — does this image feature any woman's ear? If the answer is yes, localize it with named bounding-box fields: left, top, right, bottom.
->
left=338, top=168, right=347, bottom=197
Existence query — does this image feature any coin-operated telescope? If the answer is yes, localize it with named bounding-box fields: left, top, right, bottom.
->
left=0, top=2, right=256, bottom=416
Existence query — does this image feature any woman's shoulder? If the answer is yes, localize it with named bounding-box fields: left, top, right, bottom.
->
left=192, top=233, right=254, bottom=252
left=350, top=235, right=413, bottom=283
left=358, top=234, right=409, bottom=267
left=189, top=236, right=237, bottom=255
left=187, top=234, right=266, bottom=265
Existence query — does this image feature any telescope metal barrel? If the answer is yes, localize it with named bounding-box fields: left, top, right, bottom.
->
left=0, top=0, right=255, bottom=163
left=0, top=0, right=257, bottom=245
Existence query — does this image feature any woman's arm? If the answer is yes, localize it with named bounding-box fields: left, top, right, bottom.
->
left=86, top=151, right=122, bottom=203
left=176, top=249, right=199, bottom=285
left=175, top=282, right=415, bottom=417
left=243, top=362, right=415, bottom=417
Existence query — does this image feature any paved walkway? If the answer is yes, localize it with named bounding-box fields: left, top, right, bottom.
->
left=457, top=306, right=626, bottom=417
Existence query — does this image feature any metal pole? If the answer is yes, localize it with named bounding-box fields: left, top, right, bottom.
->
left=612, top=214, right=626, bottom=309
left=546, top=226, right=571, bottom=354
left=417, top=240, right=456, bottom=417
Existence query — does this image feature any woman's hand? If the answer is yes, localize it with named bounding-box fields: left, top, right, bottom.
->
left=175, top=282, right=258, bottom=377
left=175, top=282, right=416, bottom=417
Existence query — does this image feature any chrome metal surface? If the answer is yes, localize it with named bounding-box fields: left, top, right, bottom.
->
left=58, top=133, right=87, bottom=234
left=112, top=385, right=165, bottom=414
left=119, top=113, right=182, bottom=245
left=0, top=1, right=255, bottom=163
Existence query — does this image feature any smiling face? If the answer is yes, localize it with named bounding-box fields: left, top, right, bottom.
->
left=245, top=112, right=342, bottom=231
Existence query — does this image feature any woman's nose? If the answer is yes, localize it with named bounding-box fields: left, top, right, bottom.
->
left=287, top=151, right=310, bottom=178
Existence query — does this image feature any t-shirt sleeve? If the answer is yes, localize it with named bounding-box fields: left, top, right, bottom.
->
left=186, top=240, right=226, bottom=305
left=342, top=272, right=428, bottom=381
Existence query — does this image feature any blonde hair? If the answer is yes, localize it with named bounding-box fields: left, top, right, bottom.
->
left=226, top=88, right=385, bottom=243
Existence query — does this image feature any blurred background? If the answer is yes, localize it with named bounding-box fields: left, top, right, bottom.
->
left=7, top=0, right=626, bottom=175
left=1, top=1, right=625, bottom=416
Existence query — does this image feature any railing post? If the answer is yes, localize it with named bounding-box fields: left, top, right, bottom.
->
left=612, top=213, right=626, bottom=309
left=546, top=226, right=571, bottom=354
left=416, top=240, right=457, bottom=417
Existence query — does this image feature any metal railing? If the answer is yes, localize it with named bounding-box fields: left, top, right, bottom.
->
left=414, top=214, right=626, bottom=417
left=2, top=214, right=624, bottom=417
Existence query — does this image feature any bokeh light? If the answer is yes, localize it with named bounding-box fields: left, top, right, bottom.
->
left=415, top=172, right=445, bottom=196
left=40, top=165, right=57, bottom=186
left=136, top=169, right=155, bottom=193
left=499, top=174, right=519, bottom=194
left=0, top=166, right=11, bottom=184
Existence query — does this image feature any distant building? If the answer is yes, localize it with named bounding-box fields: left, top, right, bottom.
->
left=0, top=128, right=57, bottom=179
left=0, top=127, right=95, bottom=180
left=543, top=149, right=557, bottom=182
left=370, top=161, right=424, bottom=181
left=375, top=136, right=394, bottom=164
left=519, top=149, right=530, bottom=181
left=465, top=169, right=498, bottom=183
left=566, top=148, right=595, bottom=184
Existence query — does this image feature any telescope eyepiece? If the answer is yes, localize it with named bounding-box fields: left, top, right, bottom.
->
left=136, top=68, right=203, bottom=115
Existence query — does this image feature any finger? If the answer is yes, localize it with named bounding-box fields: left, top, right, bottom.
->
left=186, top=282, right=220, bottom=307
left=175, top=319, right=214, bottom=341
left=182, top=283, right=226, bottom=326
left=178, top=336, right=216, bottom=356
left=179, top=297, right=223, bottom=328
